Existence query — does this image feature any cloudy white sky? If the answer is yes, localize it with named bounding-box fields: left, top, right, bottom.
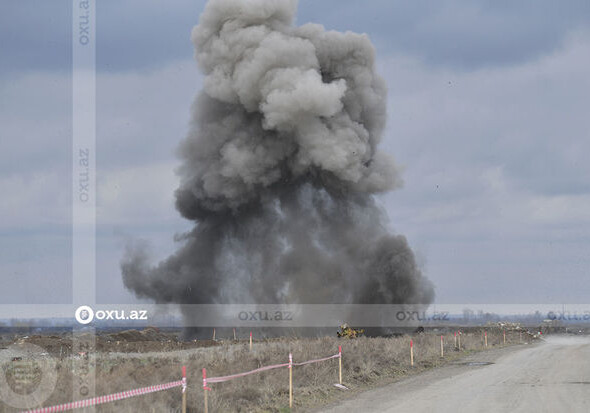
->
left=1, top=0, right=589, bottom=305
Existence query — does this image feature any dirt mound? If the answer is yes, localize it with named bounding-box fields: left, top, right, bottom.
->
left=4, top=329, right=226, bottom=356
left=107, top=327, right=173, bottom=343
left=16, top=334, right=72, bottom=355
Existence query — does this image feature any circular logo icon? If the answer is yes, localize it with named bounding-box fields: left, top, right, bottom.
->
left=0, top=342, right=57, bottom=409
left=75, top=305, right=94, bottom=325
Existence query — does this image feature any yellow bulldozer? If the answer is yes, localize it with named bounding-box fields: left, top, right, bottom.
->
left=337, top=323, right=364, bottom=338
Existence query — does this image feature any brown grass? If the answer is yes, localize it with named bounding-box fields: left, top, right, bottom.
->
left=2, top=328, right=530, bottom=413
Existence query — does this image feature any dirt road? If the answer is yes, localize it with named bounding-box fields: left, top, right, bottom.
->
left=317, top=336, right=590, bottom=413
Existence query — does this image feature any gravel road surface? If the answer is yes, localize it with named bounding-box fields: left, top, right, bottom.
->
left=317, top=336, right=590, bottom=413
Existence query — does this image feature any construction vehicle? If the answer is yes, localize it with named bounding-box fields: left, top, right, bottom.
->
left=337, top=323, right=364, bottom=338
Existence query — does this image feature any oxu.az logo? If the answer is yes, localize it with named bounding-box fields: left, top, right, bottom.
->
left=75, top=306, right=148, bottom=324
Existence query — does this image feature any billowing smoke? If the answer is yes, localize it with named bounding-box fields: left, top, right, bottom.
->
left=122, top=0, right=434, bottom=316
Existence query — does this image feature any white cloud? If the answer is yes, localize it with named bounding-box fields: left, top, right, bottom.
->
left=528, top=194, right=590, bottom=224
left=0, top=71, right=70, bottom=174
left=96, top=59, right=201, bottom=169
left=1, top=59, right=200, bottom=230
left=377, top=30, right=590, bottom=302
left=3, top=11, right=590, bottom=304
left=0, top=171, right=69, bottom=230
left=97, top=160, right=181, bottom=227
left=0, top=60, right=199, bottom=303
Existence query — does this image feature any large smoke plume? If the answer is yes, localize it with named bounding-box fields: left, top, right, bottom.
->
left=122, top=0, right=434, bottom=315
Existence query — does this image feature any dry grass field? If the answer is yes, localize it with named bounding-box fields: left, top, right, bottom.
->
left=1, top=328, right=533, bottom=412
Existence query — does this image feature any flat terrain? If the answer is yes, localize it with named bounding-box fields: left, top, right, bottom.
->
left=0, top=329, right=544, bottom=412
left=317, top=335, right=590, bottom=413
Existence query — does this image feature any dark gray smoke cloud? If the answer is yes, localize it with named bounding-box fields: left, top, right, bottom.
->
left=122, top=0, right=434, bottom=312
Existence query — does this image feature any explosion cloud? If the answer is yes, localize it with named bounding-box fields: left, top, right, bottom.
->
left=121, top=0, right=434, bottom=315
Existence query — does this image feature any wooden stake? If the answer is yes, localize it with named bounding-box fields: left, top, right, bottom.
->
left=458, top=331, right=461, bottom=350
left=289, top=353, right=293, bottom=408
left=233, top=328, right=236, bottom=341
left=338, top=345, right=342, bottom=384
left=249, top=331, right=253, bottom=351
left=212, top=328, right=216, bottom=341
left=503, top=330, right=506, bottom=345
left=519, top=331, right=522, bottom=343
left=181, top=366, right=187, bottom=413
left=202, top=368, right=208, bottom=413
left=454, top=331, right=457, bottom=348
left=440, top=335, right=444, bottom=357
left=484, top=331, right=488, bottom=347
left=410, top=339, right=414, bottom=366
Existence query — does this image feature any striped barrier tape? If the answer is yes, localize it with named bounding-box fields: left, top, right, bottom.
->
left=207, top=362, right=290, bottom=384
left=20, top=380, right=184, bottom=413
left=205, top=352, right=341, bottom=387
left=292, top=353, right=340, bottom=367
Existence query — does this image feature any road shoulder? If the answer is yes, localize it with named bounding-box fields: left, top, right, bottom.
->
left=310, top=342, right=537, bottom=413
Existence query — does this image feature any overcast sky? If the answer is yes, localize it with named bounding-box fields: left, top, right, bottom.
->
left=1, top=0, right=589, bottom=305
